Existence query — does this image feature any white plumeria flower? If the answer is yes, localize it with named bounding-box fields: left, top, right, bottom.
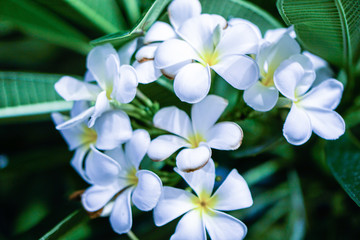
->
left=243, top=29, right=300, bottom=111
left=133, top=0, right=201, bottom=84
left=303, top=51, right=334, bottom=86
left=147, top=95, right=243, bottom=172
left=154, top=14, right=260, bottom=103
left=274, top=54, right=345, bottom=145
left=52, top=101, right=132, bottom=181
left=154, top=159, right=253, bottom=240
left=55, top=43, right=138, bottom=129
left=81, top=129, right=162, bottom=234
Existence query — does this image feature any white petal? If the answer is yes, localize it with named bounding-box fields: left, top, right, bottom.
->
left=212, top=55, right=259, bottom=90
left=212, top=169, right=252, bottom=211
left=135, top=43, right=159, bottom=61
left=85, top=146, right=121, bottom=185
left=84, top=70, right=96, bottom=82
left=174, top=63, right=211, bottom=103
left=94, top=110, right=132, bottom=150
left=228, top=18, right=262, bottom=41
left=176, top=144, right=212, bottom=172
left=154, top=186, right=196, bottom=226
left=283, top=104, right=312, bottom=145
left=132, top=170, right=162, bottom=211
left=133, top=60, right=162, bottom=84
left=305, top=108, right=345, bottom=140
left=125, top=129, right=150, bottom=169
left=161, top=60, right=193, bottom=79
left=112, top=65, right=138, bottom=103
left=299, top=79, right=343, bottom=110
left=175, top=158, right=215, bottom=196
left=288, top=54, right=316, bottom=96
left=82, top=184, right=120, bottom=212
left=70, top=147, right=91, bottom=183
left=55, top=76, right=101, bottom=101
left=243, top=81, right=279, bottom=112
left=168, top=0, right=201, bottom=31
left=105, top=146, right=133, bottom=173
left=70, top=101, right=90, bottom=118
left=147, top=135, right=188, bottom=161
left=88, top=91, right=111, bottom=128
left=56, top=107, right=95, bottom=130
left=109, top=188, right=133, bottom=234
left=153, top=106, right=193, bottom=138
left=144, top=21, right=177, bottom=44
left=206, top=122, right=243, bottom=150
left=118, top=38, right=138, bottom=65
left=191, top=95, right=228, bottom=135
left=170, top=210, right=206, bottom=240
left=204, top=210, right=247, bottom=240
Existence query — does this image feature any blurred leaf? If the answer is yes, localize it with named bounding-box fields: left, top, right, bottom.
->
left=232, top=135, right=283, bottom=158
left=14, top=200, right=49, bottom=234
left=91, top=0, right=172, bottom=46
left=326, top=132, right=360, bottom=206
left=0, top=0, right=91, bottom=54
left=0, top=72, right=73, bottom=119
left=243, top=159, right=285, bottom=186
left=276, top=0, right=360, bottom=68
left=120, top=0, right=142, bottom=26
left=65, top=0, right=126, bottom=34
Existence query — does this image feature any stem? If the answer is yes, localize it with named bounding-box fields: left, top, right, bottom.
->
left=136, top=89, right=154, bottom=108
left=127, top=230, right=139, bottom=240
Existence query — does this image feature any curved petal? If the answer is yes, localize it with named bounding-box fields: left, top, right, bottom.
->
left=109, top=188, right=133, bottom=234
left=153, top=106, right=192, bottom=138
left=94, top=110, right=132, bottom=150
left=88, top=91, right=111, bottom=128
left=118, top=38, right=138, bottom=65
left=228, top=18, right=262, bottom=42
left=56, top=106, right=95, bottom=130
left=125, top=129, right=150, bottom=169
left=112, top=65, right=138, bottom=104
left=170, top=210, right=206, bottom=240
left=264, top=26, right=296, bottom=43
left=144, top=21, right=177, bottom=44
left=212, top=169, right=252, bottom=211
left=175, top=158, right=215, bottom=196
left=84, top=70, right=96, bottom=82
left=161, top=60, right=193, bottom=79
left=105, top=146, right=132, bottom=171
left=288, top=54, right=316, bottom=96
left=168, top=0, right=201, bottom=31
left=204, top=210, right=247, bottom=240
left=55, top=76, right=101, bottom=101
left=133, top=60, right=162, bottom=84
left=191, top=95, right=228, bottom=135
left=135, top=43, right=159, bottom=61
left=154, top=186, right=196, bottom=226
left=82, top=184, right=121, bottom=212
left=206, top=122, right=243, bottom=150
left=176, top=144, right=212, bottom=172
left=70, top=101, right=91, bottom=118
left=147, top=135, right=188, bottom=161
left=283, top=104, right=312, bottom=145
left=212, top=55, right=259, bottom=90
left=174, top=63, right=211, bottom=103
left=132, top=170, right=162, bottom=211
left=305, top=108, right=345, bottom=140
left=243, top=81, right=279, bottom=112
left=70, top=146, right=91, bottom=183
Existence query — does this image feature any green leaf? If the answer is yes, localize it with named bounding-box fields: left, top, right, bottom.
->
left=65, top=0, right=126, bottom=34
left=0, top=0, right=91, bottom=54
left=326, top=132, right=360, bottom=206
left=0, top=72, right=72, bottom=119
left=91, top=0, right=172, bottom=46
left=276, top=0, right=360, bottom=68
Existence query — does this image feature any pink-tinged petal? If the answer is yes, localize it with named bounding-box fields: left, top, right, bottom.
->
left=243, top=81, right=279, bottom=112
left=191, top=95, right=228, bottom=135
left=153, top=106, right=193, bottom=138
left=305, top=108, right=345, bottom=140
left=133, top=60, right=162, bottom=84
left=55, top=76, right=101, bottom=101
left=109, top=188, right=133, bottom=234
left=135, top=43, right=159, bottom=61
left=206, top=122, right=243, bottom=150
left=212, top=169, right=252, bottom=211
left=154, top=186, right=196, bottom=226
left=147, top=135, right=188, bottom=161
left=174, top=63, right=211, bottom=103
left=112, top=65, right=138, bottom=104
left=118, top=38, right=138, bottom=65
left=88, top=91, right=111, bottom=128
left=82, top=184, right=121, bottom=212
left=212, top=55, right=259, bottom=90
left=283, top=104, right=312, bottom=145
left=168, top=0, right=201, bottom=31
left=228, top=18, right=262, bottom=41
left=56, top=106, right=95, bottom=130
left=132, top=170, right=162, bottom=211
left=204, top=210, right=247, bottom=240
left=144, top=21, right=177, bottom=44
left=94, top=110, right=132, bottom=150
left=175, top=158, right=215, bottom=196
left=176, top=144, right=212, bottom=172
left=299, top=79, right=343, bottom=110
left=125, top=129, right=150, bottom=169
left=170, top=209, right=206, bottom=240
left=288, top=54, right=316, bottom=96
left=85, top=146, right=121, bottom=185
left=70, top=146, right=91, bottom=183
left=154, top=39, right=199, bottom=69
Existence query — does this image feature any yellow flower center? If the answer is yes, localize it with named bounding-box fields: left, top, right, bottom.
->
left=126, top=167, right=138, bottom=186
left=201, top=50, right=220, bottom=67
left=187, top=133, right=206, bottom=148
left=81, top=127, right=97, bottom=146
left=192, top=191, right=217, bottom=214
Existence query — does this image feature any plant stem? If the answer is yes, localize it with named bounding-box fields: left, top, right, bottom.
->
left=127, top=230, right=139, bottom=240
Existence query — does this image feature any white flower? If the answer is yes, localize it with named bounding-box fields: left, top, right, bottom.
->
left=147, top=95, right=243, bottom=172
left=154, top=14, right=260, bottom=103
left=55, top=43, right=138, bottom=128
left=81, top=129, right=162, bottom=234
left=52, top=101, right=132, bottom=181
left=274, top=54, right=345, bottom=145
left=154, top=159, right=253, bottom=240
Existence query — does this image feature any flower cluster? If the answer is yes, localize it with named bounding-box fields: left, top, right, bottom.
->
left=53, top=0, right=345, bottom=239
